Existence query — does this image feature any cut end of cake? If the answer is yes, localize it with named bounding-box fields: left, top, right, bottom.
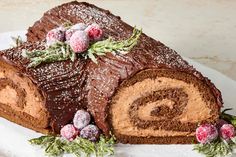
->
left=109, top=69, right=220, bottom=144
left=0, top=60, right=50, bottom=133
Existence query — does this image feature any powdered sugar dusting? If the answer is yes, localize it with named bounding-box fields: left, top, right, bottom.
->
left=4, top=1, right=222, bottom=134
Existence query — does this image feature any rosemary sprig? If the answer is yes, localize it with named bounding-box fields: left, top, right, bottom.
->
left=23, top=27, right=142, bottom=67
left=193, top=139, right=236, bottom=157
left=62, top=21, right=73, bottom=29
left=11, top=35, right=24, bottom=47
left=29, top=135, right=116, bottom=157
left=86, top=27, right=142, bottom=63
left=220, top=108, right=236, bottom=127
left=96, top=135, right=116, bottom=157
left=23, top=41, right=76, bottom=68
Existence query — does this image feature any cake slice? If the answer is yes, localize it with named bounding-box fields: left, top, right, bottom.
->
left=0, top=1, right=222, bottom=144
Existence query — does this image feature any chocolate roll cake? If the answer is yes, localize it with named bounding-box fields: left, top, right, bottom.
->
left=0, top=1, right=223, bottom=144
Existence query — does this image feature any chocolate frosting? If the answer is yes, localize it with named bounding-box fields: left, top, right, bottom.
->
left=0, top=1, right=223, bottom=134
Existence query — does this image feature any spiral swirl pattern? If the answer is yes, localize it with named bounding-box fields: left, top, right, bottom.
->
left=109, top=69, right=219, bottom=143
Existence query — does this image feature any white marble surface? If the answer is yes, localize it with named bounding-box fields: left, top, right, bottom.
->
left=0, top=0, right=235, bottom=80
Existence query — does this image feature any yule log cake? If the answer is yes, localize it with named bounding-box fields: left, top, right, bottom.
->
left=0, top=1, right=222, bottom=144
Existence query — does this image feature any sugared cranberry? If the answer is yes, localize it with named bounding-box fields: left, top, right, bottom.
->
left=216, top=119, right=228, bottom=130
left=65, top=29, right=76, bottom=41
left=196, top=124, right=218, bottom=144
left=85, top=23, right=103, bottom=41
left=69, top=31, right=89, bottom=53
left=73, top=110, right=91, bottom=130
left=80, top=124, right=100, bottom=142
left=60, top=124, right=79, bottom=141
left=71, top=23, right=87, bottom=31
left=65, top=23, right=88, bottom=41
left=220, top=124, right=235, bottom=141
left=46, top=27, right=65, bottom=46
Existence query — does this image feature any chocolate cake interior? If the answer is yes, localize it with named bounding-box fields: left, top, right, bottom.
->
left=0, top=60, right=49, bottom=133
left=109, top=69, right=219, bottom=144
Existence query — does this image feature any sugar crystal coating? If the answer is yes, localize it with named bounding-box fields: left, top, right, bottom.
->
left=196, top=124, right=218, bottom=144
left=66, top=23, right=87, bottom=41
left=60, top=124, right=79, bottom=141
left=46, top=27, right=65, bottom=46
left=85, top=23, right=103, bottom=41
left=80, top=124, right=100, bottom=141
left=69, top=30, right=89, bottom=53
left=220, top=124, right=235, bottom=141
left=73, top=110, right=91, bottom=130
left=65, top=29, right=76, bottom=41
left=71, top=23, right=87, bottom=31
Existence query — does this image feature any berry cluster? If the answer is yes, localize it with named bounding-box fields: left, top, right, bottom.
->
left=46, top=23, right=103, bottom=53
left=196, top=120, right=235, bottom=144
left=60, top=110, right=100, bottom=142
